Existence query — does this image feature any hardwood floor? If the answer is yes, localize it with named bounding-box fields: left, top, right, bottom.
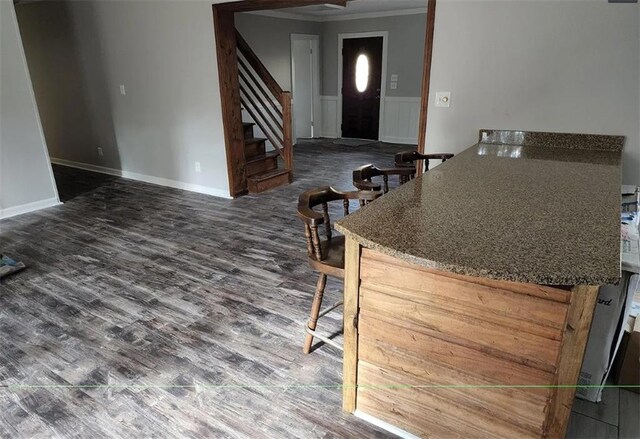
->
left=0, top=140, right=405, bottom=438
left=1, top=139, right=637, bottom=438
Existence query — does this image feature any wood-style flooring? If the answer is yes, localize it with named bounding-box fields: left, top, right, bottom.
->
left=1, top=139, right=638, bottom=438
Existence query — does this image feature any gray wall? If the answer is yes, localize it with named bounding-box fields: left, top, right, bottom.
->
left=235, top=13, right=322, bottom=92
left=426, top=0, right=640, bottom=185
left=16, top=0, right=231, bottom=197
left=321, top=14, right=427, bottom=97
left=1, top=1, right=59, bottom=216
left=16, top=1, right=99, bottom=166
left=236, top=12, right=427, bottom=98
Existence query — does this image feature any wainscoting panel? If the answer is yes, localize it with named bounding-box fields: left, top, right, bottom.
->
left=320, top=96, right=339, bottom=138
left=320, top=96, right=420, bottom=144
left=380, top=97, right=421, bottom=145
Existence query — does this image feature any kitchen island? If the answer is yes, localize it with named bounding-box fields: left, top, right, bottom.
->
left=335, top=130, right=624, bottom=439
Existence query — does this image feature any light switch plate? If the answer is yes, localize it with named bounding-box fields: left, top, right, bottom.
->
left=390, top=74, right=398, bottom=82
left=390, top=82, right=398, bottom=90
left=119, top=85, right=126, bottom=96
left=435, top=91, right=451, bottom=108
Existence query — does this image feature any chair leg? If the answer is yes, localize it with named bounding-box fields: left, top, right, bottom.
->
left=303, top=273, right=327, bottom=354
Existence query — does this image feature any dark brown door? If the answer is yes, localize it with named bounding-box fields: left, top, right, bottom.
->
left=341, top=37, right=383, bottom=140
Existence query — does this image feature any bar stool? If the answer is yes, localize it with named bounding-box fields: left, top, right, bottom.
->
left=395, top=151, right=454, bottom=178
left=352, top=164, right=416, bottom=193
left=297, top=186, right=382, bottom=353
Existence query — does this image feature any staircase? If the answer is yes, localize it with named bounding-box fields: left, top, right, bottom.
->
left=236, top=30, right=293, bottom=193
left=242, top=122, right=292, bottom=193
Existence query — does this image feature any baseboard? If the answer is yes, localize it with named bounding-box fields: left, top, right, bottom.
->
left=354, top=410, right=420, bottom=439
left=0, top=197, right=62, bottom=220
left=319, top=132, right=339, bottom=139
left=380, top=136, right=419, bottom=145
left=50, top=158, right=232, bottom=199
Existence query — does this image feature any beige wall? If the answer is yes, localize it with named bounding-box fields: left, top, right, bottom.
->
left=16, top=0, right=233, bottom=198
left=1, top=0, right=59, bottom=218
left=427, top=0, right=640, bottom=185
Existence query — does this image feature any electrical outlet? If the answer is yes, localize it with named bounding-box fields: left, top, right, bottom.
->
left=119, top=85, right=126, bottom=96
left=195, top=162, right=201, bottom=173
left=97, top=147, right=104, bottom=157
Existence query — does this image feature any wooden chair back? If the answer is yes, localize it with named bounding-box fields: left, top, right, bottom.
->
left=394, top=151, right=454, bottom=174
left=353, top=164, right=416, bottom=193
left=297, top=187, right=381, bottom=262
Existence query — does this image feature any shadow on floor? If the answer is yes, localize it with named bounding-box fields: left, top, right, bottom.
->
left=52, top=164, right=118, bottom=202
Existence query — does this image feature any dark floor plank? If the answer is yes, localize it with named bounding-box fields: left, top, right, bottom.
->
left=0, top=140, right=407, bottom=438
left=567, top=412, right=618, bottom=439
left=619, top=390, right=640, bottom=439
left=572, top=387, right=620, bottom=427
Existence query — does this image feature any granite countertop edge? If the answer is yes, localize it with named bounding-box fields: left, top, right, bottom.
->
left=335, top=223, right=620, bottom=286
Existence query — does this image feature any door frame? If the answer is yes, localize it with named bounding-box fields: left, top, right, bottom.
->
left=337, top=31, right=388, bottom=140
left=212, top=0, right=436, bottom=196
left=290, top=33, right=321, bottom=143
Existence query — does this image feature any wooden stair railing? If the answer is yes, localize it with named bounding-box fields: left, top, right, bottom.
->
left=236, top=30, right=293, bottom=177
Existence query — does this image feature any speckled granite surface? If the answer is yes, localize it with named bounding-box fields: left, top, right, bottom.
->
left=479, top=129, right=624, bottom=152
left=336, top=134, right=623, bottom=286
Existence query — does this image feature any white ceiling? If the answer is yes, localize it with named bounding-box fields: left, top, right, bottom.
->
left=286, top=0, right=428, bottom=16
left=247, top=0, right=428, bottom=22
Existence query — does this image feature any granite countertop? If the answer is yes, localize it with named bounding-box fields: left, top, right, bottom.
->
left=335, top=130, right=624, bottom=286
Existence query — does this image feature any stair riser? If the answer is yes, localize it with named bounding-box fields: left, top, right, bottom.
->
left=243, top=125, right=254, bottom=140
left=245, top=142, right=266, bottom=159
left=247, top=172, right=291, bottom=193
left=246, top=156, right=278, bottom=177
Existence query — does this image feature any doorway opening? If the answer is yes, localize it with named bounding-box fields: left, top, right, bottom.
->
left=338, top=32, right=387, bottom=140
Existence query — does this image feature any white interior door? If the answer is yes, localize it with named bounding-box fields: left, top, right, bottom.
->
left=291, top=35, right=320, bottom=143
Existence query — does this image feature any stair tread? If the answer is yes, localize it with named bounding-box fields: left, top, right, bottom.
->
left=246, top=150, right=279, bottom=164
left=242, top=122, right=255, bottom=127
left=244, top=137, right=267, bottom=145
left=248, top=168, right=290, bottom=182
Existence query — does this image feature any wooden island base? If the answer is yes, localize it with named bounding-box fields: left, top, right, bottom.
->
left=342, top=239, right=599, bottom=439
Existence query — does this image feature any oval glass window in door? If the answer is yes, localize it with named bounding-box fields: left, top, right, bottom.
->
left=355, top=54, right=369, bottom=93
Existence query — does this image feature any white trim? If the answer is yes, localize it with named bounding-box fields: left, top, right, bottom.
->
left=0, top=197, right=62, bottom=220
left=11, top=2, right=60, bottom=205
left=246, top=9, right=318, bottom=22
left=319, top=7, right=428, bottom=22
left=354, top=410, right=421, bottom=439
left=50, top=158, right=232, bottom=199
left=290, top=34, right=321, bottom=142
left=337, top=31, right=388, bottom=140
left=245, top=8, right=427, bottom=23
left=379, top=136, right=419, bottom=145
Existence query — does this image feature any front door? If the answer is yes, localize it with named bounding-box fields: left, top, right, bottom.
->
left=341, top=36, right=383, bottom=140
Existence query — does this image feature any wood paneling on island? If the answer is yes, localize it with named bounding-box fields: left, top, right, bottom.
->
left=344, top=245, right=599, bottom=438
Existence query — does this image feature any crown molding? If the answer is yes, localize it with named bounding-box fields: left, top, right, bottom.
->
left=244, top=7, right=428, bottom=23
